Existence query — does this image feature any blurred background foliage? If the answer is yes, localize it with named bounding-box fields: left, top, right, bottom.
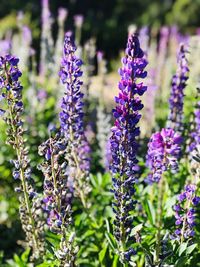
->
left=1, top=0, right=200, bottom=59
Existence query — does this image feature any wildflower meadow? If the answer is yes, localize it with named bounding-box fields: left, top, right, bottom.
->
left=0, top=1, right=200, bottom=267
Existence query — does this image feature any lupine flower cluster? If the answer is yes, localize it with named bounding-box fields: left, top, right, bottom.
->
left=38, top=130, right=77, bottom=265
left=96, top=105, right=112, bottom=169
left=96, top=51, right=112, bottom=169
left=167, top=44, right=189, bottom=132
left=59, top=32, right=91, bottom=207
left=146, top=128, right=182, bottom=183
left=173, top=184, right=200, bottom=242
left=55, top=7, right=68, bottom=75
left=0, top=55, right=44, bottom=259
left=40, top=0, right=54, bottom=77
left=110, top=34, right=147, bottom=262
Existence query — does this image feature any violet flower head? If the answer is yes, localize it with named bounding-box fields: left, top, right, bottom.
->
left=38, top=132, right=72, bottom=233
left=172, top=184, right=200, bottom=242
left=58, top=7, right=68, bottom=24
left=168, top=44, right=189, bottom=132
left=74, top=15, right=84, bottom=28
left=146, top=128, right=182, bottom=184
left=0, top=40, right=11, bottom=56
left=0, top=55, right=44, bottom=259
left=110, top=35, right=147, bottom=262
left=59, top=32, right=84, bottom=138
left=40, top=0, right=54, bottom=77
left=59, top=32, right=91, bottom=206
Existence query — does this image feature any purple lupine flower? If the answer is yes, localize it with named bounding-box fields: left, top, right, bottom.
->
left=40, top=0, right=54, bottom=77
left=167, top=44, right=189, bottom=132
left=58, top=7, right=68, bottom=24
left=146, top=128, right=182, bottom=184
left=38, top=131, right=76, bottom=265
left=110, top=34, right=147, bottom=263
left=96, top=103, right=112, bottom=169
left=0, top=40, right=11, bottom=56
left=22, top=26, right=32, bottom=44
left=139, top=26, right=149, bottom=54
left=0, top=55, right=44, bottom=259
left=172, top=184, right=200, bottom=242
left=59, top=32, right=91, bottom=207
left=37, top=89, right=47, bottom=101
left=188, top=101, right=200, bottom=152
left=74, top=15, right=84, bottom=28
left=155, top=26, right=169, bottom=88
left=55, top=7, right=68, bottom=76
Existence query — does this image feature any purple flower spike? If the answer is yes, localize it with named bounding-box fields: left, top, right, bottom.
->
left=0, top=55, right=44, bottom=259
left=110, top=34, right=148, bottom=263
left=74, top=15, right=84, bottom=28
left=59, top=32, right=91, bottom=206
left=168, top=44, right=189, bottom=132
left=172, top=184, right=200, bottom=242
left=146, top=128, right=182, bottom=184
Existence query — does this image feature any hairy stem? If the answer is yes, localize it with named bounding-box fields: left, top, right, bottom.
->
left=155, top=175, right=165, bottom=264
left=9, top=107, right=39, bottom=253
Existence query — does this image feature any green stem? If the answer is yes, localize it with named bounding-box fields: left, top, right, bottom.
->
left=49, top=138, right=62, bottom=212
left=9, top=108, right=39, bottom=252
left=180, top=199, right=191, bottom=244
left=155, top=175, right=165, bottom=264
left=119, top=174, right=126, bottom=261
left=69, top=126, right=87, bottom=208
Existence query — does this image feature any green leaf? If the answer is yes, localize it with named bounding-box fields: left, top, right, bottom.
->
left=186, top=243, right=197, bottom=255
left=36, top=261, right=59, bottom=267
left=112, top=254, right=119, bottom=267
left=143, top=200, right=155, bottom=225
left=179, top=242, right=187, bottom=256
left=175, top=255, right=188, bottom=266
left=130, top=223, right=143, bottom=236
left=99, top=244, right=108, bottom=263
left=105, top=233, right=116, bottom=251
left=13, top=254, right=25, bottom=267
left=81, top=230, right=96, bottom=240
left=21, top=248, right=30, bottom=263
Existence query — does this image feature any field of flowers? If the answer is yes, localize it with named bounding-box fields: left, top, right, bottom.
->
left=0, top=1, right=200, bottom=267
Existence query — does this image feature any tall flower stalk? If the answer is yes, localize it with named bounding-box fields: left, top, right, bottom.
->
left=167, top=44, right=189, bottom=132
left=146, top=128, right=182, bottom=264
left=55, top=8, right=68, bottom=76
left=0, top=55, right=44, bottom=260
left=40, top=0, right=54, bottom=77
left=110, top=34, right=148, bottom=264
left=173, top=184, right=200, bottom=243
left=59, top=32, right=91, bottom=208
left=38, top=130, right=77, bottom=266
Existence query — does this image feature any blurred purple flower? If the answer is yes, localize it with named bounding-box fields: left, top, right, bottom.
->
left=146, top=128, right=182, bottom=183
left=74, top=14, right=84, bottom=28
left=168, top=44, right=189, bottom=132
